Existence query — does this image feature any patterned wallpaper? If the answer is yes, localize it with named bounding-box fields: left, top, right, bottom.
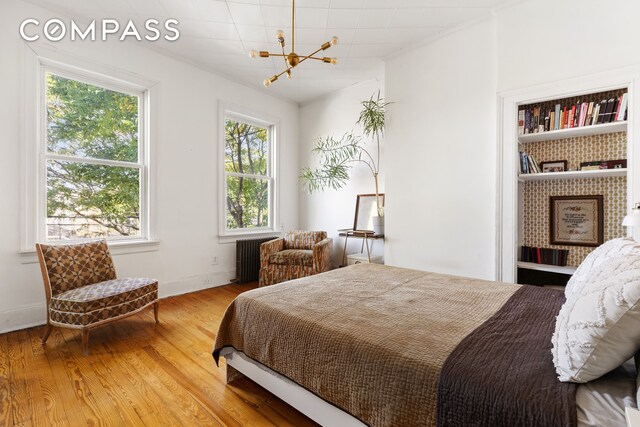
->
left=521, top=131, right=627, bottom=267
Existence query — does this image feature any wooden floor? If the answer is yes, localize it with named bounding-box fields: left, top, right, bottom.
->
left=0, top=283, right=318, bottom=426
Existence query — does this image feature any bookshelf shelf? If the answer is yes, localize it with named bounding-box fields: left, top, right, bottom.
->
left=518, top=121, right=627, bottom=144
left=517, top=261, right=577, bottom=275
left=518, top=168, right=627, bottom=182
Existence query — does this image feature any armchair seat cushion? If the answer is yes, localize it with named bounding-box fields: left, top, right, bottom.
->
left=49, top=278, right=158, bottom=326
left=269, top=249, right=314, bottom=267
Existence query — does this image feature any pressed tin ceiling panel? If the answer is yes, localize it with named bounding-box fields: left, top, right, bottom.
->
left=24, top=0, right=516, bottom=104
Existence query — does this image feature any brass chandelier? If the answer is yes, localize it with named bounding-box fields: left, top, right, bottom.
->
left=249, top=0, right=339, bottom=87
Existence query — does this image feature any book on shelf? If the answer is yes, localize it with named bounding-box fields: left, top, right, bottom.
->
left=519, top=151, right=541, bottom=174
left=554, top=104, right=561, bottom=130
left=618, top=93, right=629, bottom=121
left=518, top=110, right=525, bottom=135
left=521, top=246, right=569, bottom=267
left=518, top=92, right=628, bottom=136
left=596, top=99, right=608, bottom=124
left=578, top=102, right=588, bottom=127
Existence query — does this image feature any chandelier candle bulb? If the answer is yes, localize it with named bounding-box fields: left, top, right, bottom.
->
left=251, top=0, right=339, bottom=86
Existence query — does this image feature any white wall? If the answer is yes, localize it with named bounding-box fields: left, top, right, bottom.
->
left=384, top=19, right=498, bottom=280
left=299, top=79, right=384, bottom=266
left=0, top=0, right=299, bottom=333
left=497, top=0, right=640, bottom=93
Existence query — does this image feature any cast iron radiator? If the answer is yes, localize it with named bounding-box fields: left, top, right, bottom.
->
left=234, top=236, right=277, bottom=283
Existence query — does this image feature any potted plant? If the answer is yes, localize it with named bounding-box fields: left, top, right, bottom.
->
left=300, top=91, right=390, bottom=234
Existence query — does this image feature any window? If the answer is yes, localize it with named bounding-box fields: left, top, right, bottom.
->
left=221, top=111, right=276, bottom=235
left=42, top=68, right=148, bottom=242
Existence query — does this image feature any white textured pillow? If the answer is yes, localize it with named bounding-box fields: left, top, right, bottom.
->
left=565, top=238, right=640, bottom=298
left=553, top=254, right=640, bottom=383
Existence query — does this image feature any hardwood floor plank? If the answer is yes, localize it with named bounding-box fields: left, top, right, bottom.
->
left=36, top=328, right=91, bottom=425
left=0, top=334, right=11, bottom=426
left=0, top=283, right=318, bottom=427
left=22, top=329, right=69, bottom=426
left=7, top=331, right=31, bottom=425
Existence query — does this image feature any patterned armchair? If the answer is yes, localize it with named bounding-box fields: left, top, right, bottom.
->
left=35, top=240, right=159, bottom=355
left=259, top=230, right=333, bottom=287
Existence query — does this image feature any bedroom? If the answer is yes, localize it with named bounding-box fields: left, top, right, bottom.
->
left=2, top=0, right=640, bottom=426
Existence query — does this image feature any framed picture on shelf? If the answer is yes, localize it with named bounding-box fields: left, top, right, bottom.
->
left=602, top=159, right=627, bottom=169
left=540, top=160, right=567, bottom=173
left=550, top=195, right=604, bottom=247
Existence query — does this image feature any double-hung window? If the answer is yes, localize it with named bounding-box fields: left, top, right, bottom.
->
left=41, top=67, right=149, bottom=243
left=221, top=110, right=276, bottom=235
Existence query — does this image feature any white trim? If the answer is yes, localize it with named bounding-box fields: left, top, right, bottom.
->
left=221, top=349, right=366, bottom=427
left=218, top=101, right=280, bottom=239
left=497, top=67, right=640, bottom=283
left=45, top=153, right=143, bottom=169
left=516, top=261, right=576, bottom=275
left=21, top=46, right=158, bottom=251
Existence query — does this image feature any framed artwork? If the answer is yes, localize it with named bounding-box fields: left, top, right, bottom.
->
left=540, top=160, right=567, bottom=173
left=550, top=195, right=604, bottom=247
left=353, top=194, right=384, bottom=232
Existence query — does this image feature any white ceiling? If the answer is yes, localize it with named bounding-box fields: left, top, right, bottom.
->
left=26, top=0, right=513, bottom=104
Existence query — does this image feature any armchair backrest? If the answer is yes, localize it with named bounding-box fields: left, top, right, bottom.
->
left=36, top=240, right=117, bottom=297
left=283, top=230, right=327, bottom=250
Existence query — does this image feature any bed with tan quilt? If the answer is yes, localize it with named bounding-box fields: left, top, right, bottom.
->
left=213, top=263, right=639, bottom=427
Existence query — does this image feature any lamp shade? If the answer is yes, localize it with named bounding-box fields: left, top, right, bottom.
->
left=622, top=204, right=640, bottom=227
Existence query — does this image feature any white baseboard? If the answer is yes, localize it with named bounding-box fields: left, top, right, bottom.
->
left=0, top=270, right=236, bottom=335
left=159, top=270, right=235, bottom=299
left=0, top=302, right=47, bottom=334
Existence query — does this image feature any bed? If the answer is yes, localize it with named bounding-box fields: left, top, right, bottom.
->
left=212, top=263, right=638, bottom=427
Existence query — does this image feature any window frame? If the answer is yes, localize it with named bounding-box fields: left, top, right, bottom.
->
left=219, top=103, right=279, bottom=238
left=21, top=52, right=156, bottom=252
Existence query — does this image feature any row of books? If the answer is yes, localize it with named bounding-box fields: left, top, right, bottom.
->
left=521, top=246, right=569, bottom=266
left=519, top=151, right=541, bottom=174
left=518, top=93, right=628, bottom=135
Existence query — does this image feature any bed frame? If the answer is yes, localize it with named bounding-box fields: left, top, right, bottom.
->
left=220, top=348, right=365, bottom=426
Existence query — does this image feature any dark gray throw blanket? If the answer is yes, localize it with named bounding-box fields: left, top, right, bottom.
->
left=437, top=285, right=577, bottom=427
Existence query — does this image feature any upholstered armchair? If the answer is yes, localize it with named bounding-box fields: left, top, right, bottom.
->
left=259, top=230, right=333, bottom=287
left=35, top=240, right=159, bottom=355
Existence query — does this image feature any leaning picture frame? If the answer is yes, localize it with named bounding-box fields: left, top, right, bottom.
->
left=540, top=160, right=568, bottom=173
left=353, top=194, right=385, bottom=232
left=550, top=195, right=604, bottom=247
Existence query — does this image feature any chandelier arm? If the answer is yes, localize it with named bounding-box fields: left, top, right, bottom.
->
left=296, top=47, right=324, bottom=67
left=274, top=66, right=294, bottom=79
left=281, top=44, right=289, bottom=69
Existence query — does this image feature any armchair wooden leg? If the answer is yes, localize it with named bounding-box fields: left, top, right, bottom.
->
left=153, top=301, right=159, bottom=324
left=41, top=323, right=53, bottom=344
left=81, top=329, right=90, bottom=356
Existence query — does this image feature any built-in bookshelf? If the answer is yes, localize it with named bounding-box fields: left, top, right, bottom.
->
left=518, top=168, right=627, bottom=182
left=515, top=87, right=629, bottom=283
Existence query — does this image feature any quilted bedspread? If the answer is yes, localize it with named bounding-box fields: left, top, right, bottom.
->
left=213, top=263, right=534, bottom=426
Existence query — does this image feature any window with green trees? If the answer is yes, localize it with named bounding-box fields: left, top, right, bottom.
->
left=44, top=71, right=146, bottom=241
left=224, top=116, right=273, bottom=232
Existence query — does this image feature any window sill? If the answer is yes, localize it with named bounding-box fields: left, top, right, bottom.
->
left=218, top=231, right=281, bottom=245
left=19, top=239, right=160, bottom=264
